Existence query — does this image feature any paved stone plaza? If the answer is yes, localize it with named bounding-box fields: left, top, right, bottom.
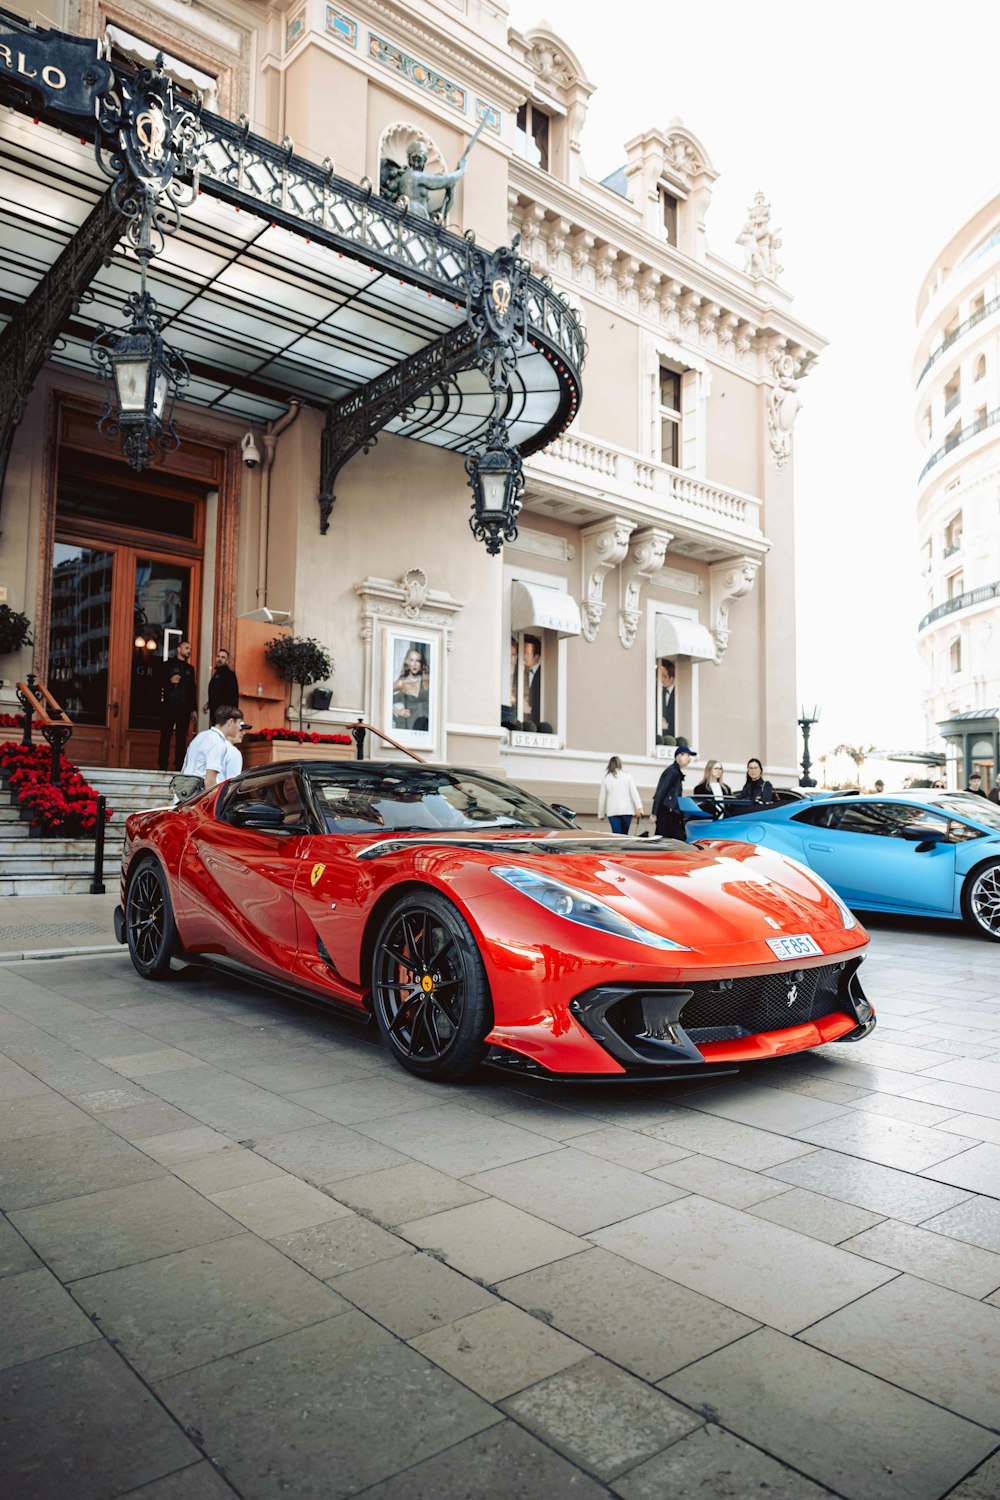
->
left=1, top=917, right=1000, bottom=1499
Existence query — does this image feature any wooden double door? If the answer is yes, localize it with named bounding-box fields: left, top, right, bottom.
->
left=48, top=528, right=202, bottom=769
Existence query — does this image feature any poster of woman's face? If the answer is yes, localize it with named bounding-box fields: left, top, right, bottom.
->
left=388, top=634, right=433, bottom=741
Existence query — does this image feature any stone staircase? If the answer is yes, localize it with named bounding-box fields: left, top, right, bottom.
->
left=0, top=766, right=175, bottom=897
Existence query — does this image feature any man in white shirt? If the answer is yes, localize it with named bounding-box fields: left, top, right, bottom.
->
left=179, top=705, right=244, bottom=790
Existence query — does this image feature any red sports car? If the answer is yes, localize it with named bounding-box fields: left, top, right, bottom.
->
left=114, top=760, right=875, bottom=1082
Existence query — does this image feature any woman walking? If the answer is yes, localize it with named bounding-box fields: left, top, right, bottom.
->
left=693, top=758, right=731, bottom=819
left=740, top=757, right=776, bottom=807
left=598, top=756, right=644, bottom=835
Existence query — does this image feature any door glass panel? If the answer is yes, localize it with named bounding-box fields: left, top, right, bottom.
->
left=48, top=542, right=114, bottom=724
left=129, top=558, right=192, bottom=730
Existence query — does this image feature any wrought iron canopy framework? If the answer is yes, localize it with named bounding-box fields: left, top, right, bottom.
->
left=0, top=7, right=584, bottom=527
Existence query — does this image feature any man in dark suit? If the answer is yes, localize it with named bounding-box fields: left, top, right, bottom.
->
left=158, top=639, right=198, bottom=771
left=522, top=634, right=542, bottom=725
left=205, top=647, right=240, bottom=721
left=652, top=744, right=695, bottom=841
left=658, top=657, right=676, bottom=739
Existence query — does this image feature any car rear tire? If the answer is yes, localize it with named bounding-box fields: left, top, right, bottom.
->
left=125, top=856, right=178, bottom=979
left=371, top=891, right=492, bottom=1081
left=961, top=860, right=1000, bottom=941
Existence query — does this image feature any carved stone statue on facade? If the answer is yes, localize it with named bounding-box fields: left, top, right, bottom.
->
left=380, top=121, right=485, bottom=222
left=737, top=191, right=782, bottom=280
left=767, top=350, right=801, bottom=468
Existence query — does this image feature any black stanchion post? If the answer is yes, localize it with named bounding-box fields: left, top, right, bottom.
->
left=90, top=795, right=107, bottom=895
left=16, top=672, right=37, bottom=747
left=352, top=717, right=367, bottom=760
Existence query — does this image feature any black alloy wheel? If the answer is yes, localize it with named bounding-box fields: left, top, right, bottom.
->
left=962, top=860, right=1000, bottom=942
left=371, top=891, right=492, bottom=1080
left=125, top=857, right=178, bottom=979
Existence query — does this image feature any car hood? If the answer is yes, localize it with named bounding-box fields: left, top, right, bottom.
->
left=356, top=833, right=850, bottom=945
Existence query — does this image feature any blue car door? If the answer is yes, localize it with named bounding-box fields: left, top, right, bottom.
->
left=796, top=801, right=957, bottom=913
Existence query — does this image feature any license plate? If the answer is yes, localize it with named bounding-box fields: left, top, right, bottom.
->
left=767, top=934, right=822, bottom=960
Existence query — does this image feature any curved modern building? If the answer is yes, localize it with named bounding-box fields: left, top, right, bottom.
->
left=914, top=191, right=1000, bottom=791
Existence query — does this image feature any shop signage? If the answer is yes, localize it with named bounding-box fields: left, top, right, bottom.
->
left=0, top=33, right=112, bottom=117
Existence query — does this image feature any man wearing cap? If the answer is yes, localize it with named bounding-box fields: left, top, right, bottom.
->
left=652, top=744, right=695, bottom=841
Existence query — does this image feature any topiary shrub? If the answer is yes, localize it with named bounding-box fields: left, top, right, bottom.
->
left=264, top=635, right=333, bottom=732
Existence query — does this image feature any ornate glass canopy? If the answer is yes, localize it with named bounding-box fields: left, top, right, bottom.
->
left=0, top=7, right=585, bottom=534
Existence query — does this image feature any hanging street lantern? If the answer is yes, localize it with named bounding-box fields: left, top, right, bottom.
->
left=91, top=276, right=190, bottom=472
left=465, top=419, right=524, bottom=555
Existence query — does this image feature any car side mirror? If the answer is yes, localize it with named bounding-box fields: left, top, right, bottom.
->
left=900, top=822, right=947, bottom=846
left=230, top=802, right=285, bottom=830
left=550, top=803, right=576, bottom=822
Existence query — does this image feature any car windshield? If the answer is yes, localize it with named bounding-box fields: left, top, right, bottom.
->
left=935, top=794, right=1000, bottom=831
left=310, top=768, right=571, bottom=835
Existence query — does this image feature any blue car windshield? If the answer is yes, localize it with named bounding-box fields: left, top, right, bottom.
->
left=936, top=794, right=1000, bottom=831
left=310, top=768, right=572, bottom=835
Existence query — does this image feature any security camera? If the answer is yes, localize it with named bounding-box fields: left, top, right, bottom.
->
left=241, top=432, right=261, bottom=469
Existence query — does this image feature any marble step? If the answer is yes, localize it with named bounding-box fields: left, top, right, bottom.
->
left=0, top=873, right=122, bottom=897
left=5, top=854, right=121, bottom=877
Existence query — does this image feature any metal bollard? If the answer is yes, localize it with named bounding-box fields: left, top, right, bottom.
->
left=90, top=795, right=107, bottom=895
left=352, top=718, right=367, bottom=760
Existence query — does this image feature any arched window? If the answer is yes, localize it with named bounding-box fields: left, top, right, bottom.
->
left=975, top=353, right=987, bottom=381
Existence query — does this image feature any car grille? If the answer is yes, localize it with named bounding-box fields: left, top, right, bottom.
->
left=679, top=963, right=846, bottom=1039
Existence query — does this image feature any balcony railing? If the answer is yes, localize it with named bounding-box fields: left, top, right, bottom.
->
left=919, top=406, right=1000, bottom=481
left=918, top=293, right=1000, bottom=384
left=532, top=432, right=764, bottom=539
left=944, top=390, right=961, bottom=416
left=919, top=578, right=1000, bottom=631
left=943, top=540, right=962, bottom=558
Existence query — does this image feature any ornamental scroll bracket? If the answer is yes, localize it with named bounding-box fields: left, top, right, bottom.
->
left=580, top=516, right=634, bottom=643
left=619, top=527, right=672, bottom=648
left=709, top=555, right=760, bottom=664
left=318, top=234, right=531, bottom=537
left=94, top=50, right=206, bottom=248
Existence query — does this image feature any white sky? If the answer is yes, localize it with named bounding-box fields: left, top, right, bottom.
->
left=508, top=0, right=1000, bottom=758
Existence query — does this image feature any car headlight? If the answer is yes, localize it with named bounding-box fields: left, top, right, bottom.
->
left=491, top=866, right=689, bottom=951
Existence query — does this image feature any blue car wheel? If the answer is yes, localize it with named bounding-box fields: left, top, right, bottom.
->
left=962, top=859, right=1000, bottom=942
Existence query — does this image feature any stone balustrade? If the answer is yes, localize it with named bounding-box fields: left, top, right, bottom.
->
left=532, top=433, right=764, bottom=541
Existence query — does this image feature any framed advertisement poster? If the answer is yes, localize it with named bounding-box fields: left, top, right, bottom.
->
left=383, top=630, right=438, bottom=749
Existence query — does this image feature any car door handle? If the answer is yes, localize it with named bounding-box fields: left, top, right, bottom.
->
left=807, top=842, right=832, bottom=852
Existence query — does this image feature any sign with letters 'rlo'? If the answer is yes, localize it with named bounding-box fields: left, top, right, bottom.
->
left=0, top=32, right=112, bottom=117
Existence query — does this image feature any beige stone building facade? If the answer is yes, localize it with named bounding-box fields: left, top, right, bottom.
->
left=0, top=0, right=824, bottom=809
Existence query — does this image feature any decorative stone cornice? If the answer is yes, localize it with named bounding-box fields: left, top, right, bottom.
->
left=356, top=569, right=463, bottom=647
left=709, top=556, right=760, bottom=662
left=619, top=527, right=672, bottom=647
left=508, top=167, right=825, bottom=377
left=581, top=516, right=634, bottom=642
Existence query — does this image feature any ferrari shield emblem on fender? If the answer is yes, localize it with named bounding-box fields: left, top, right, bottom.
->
left=310, top=863, right=325, bottom=888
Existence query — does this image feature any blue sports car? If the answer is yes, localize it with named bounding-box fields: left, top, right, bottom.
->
left=684, top=791, right=1000, bottom=940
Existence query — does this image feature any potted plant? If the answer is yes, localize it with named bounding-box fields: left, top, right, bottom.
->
left=263, top=635, right=333, bottom=733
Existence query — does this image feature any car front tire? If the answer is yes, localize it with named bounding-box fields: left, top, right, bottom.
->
left=962, top=859, right=1000, bottom=942
left=371, top=891, right=492, bottom=1081
left=125, top=855, right=178, bottom=979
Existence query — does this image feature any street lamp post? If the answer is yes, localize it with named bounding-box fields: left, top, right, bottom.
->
left=798, top=703, right=821, bottom=787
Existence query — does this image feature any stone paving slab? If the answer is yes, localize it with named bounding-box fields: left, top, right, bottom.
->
left=1, top=924, right=1000, bottom=1497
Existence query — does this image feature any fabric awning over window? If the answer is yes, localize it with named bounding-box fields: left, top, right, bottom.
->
left=655, top=613, right=717, bottom=661
left=510, top=580, right=582, bottom=639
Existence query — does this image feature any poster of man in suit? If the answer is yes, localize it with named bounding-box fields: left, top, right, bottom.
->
left=658, top=657, right=676, bottom=739
left=522, top=634, right=542, bottom=724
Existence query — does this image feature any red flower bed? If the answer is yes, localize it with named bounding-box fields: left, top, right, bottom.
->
left=0, top=712, right=23, bottom=728
left=0, top=740, right=113, bottom=835
left=244, top=728, right=352, bottom=745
